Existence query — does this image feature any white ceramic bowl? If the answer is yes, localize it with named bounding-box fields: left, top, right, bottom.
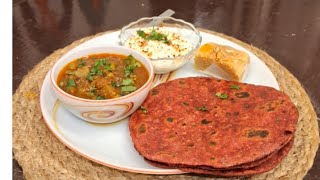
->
left=50, top=45, right=154, bottom=123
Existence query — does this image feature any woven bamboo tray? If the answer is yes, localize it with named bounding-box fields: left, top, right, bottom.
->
left=13, top=29, right=319, bottom=180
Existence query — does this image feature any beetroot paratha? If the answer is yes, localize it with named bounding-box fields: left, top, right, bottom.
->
left=145, top=139, right=293, bottom=176
left=129, top=77, right=298, bottom=169
left=179, top=139, right=294, bottom=176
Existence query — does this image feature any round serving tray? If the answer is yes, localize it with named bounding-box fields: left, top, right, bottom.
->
left=13, top=29, right=319, bottom=180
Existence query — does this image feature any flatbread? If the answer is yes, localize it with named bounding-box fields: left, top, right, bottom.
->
left=179, top=139, right=294, bottom=177
left=145, top=139, right=293, bottom=177
left=129, top=77, right=298, bottom=168
left=145, top=146, right=278, bottom=170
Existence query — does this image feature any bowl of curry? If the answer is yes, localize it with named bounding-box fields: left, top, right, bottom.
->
left=50, top=45, right=154, bottom=123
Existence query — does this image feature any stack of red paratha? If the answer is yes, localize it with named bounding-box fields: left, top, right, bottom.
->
left=129, top=77, right=298, bottom=177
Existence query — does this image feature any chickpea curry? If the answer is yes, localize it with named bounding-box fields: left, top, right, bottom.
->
left=57, top=53, right=149, bottom=100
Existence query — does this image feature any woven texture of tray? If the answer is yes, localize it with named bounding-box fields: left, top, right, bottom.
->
left=13, top=29, right=319, bottom=180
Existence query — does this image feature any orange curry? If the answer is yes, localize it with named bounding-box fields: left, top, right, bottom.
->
left=57, top=53, right=149, bottom=100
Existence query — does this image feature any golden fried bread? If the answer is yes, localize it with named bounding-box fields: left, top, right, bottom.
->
left=195, top=43, right=249, bottom=81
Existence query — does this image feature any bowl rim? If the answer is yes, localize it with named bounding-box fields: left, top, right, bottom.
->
left=119, top=16, right=202, bottom=61
left=49, top=45, right=155, bottom=103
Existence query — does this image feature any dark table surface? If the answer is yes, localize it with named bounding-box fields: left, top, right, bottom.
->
left=13, top=0, right=320, bottom=179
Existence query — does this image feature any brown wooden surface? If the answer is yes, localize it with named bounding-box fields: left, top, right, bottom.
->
left=13, top=0, right=320, bottom=179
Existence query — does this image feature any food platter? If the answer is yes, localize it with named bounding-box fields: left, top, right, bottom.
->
left=40, top=30, right=279, bottom=174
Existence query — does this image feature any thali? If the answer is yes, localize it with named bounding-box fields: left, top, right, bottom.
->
left=40, top=30, right=279, bottom=174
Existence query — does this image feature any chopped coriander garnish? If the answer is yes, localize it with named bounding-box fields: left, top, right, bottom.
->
left=94, top=58, right=107, bottom=67
left=86, top=74, right=93, bottom=81
left=90, top=66, right=98, bottom=74
left=97, top=69, right=103, bottom=76
left=230, top=85, right=241, bottom=90
left=215, top=92, right=228, bottom=99
left=87, top=58, right=109, bottom=79
left=136, top=29, right=171, bottom=44
left=121, top=86, right=137, bottom=92
left=137, top=30, right=146, bottom=38
left=123, top=55, right=141, bottom=77
left=96, top=95, right=106, bottom=100
left=196, top=106, right=208, bottom=111
left=133, top=61, right=141, bottom=67
left=77, top=59, right=86, bottom=67
left=105, top=63, right=113, bottom=72
left=89, top=85, right=96, bottom=96
left=140, top=106, right=148, bottom=114
left=124, top=69, right=132, bottom=77
left=99, top=58, right=107, bottom=64
left=112, top=82, right=120, bottom=88
left=148, top=29, right=170, bottom=44
left=124, top=54, right=135, bottom=65
left=94, top=61, right=100, bottom=67
left=121, top=78, right=134, bottom=86
left=124, top=64, right=136, bottom=77
left=66, top=79, right=76, bottom=87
